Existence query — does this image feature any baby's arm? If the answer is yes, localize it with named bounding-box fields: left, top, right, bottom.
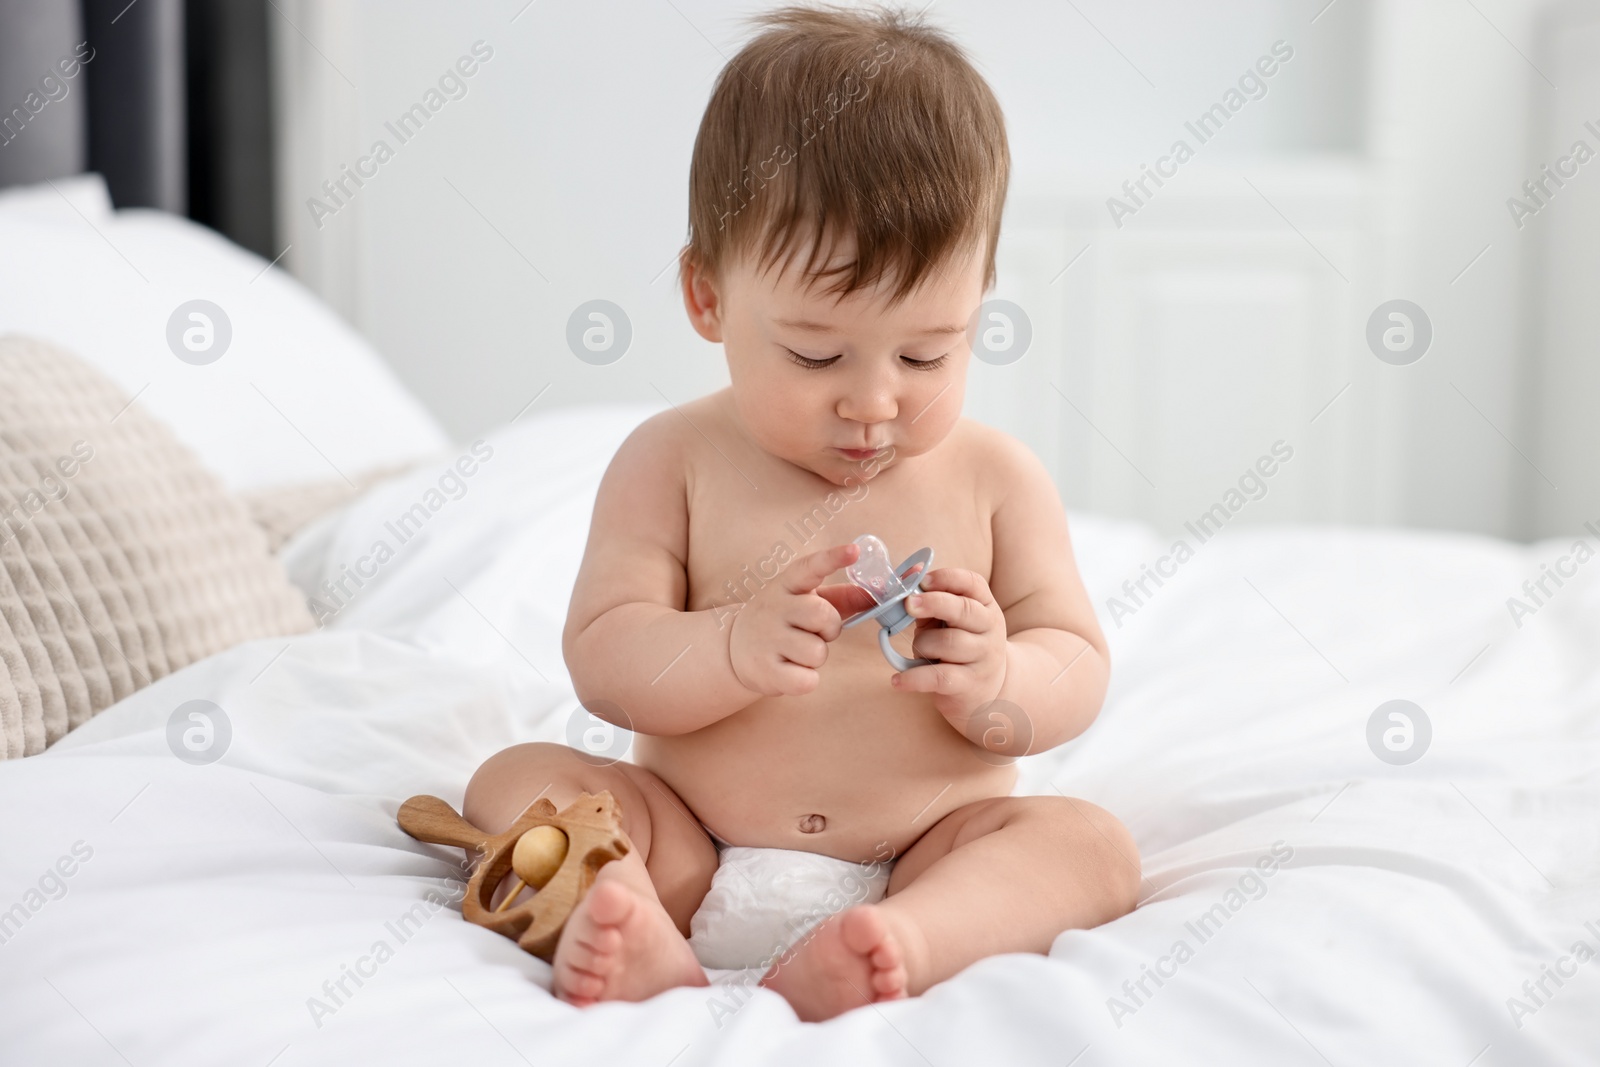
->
left=895, top=432, right=1109, bottom=755
left=985, top=435, right=1110, bottom=750
left=563, top=416, right=859, bottom=735
left=562, top=417, right=752, bottom=735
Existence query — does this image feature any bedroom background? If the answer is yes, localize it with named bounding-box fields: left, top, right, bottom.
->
left=3, top=0, right=1596, bottom=543
left=5, top=3, right=1600, bottom=1062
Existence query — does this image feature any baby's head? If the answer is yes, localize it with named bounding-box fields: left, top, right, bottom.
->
left=678, top=4, right=1009, bottom=486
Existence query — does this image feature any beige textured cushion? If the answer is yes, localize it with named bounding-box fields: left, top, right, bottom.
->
left=0, top=335, right=315, bottom=758
left=242, top=463, right=412, bottom=554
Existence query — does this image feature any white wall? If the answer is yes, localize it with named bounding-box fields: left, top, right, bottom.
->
left=272, top=0, right=1587, bottom=541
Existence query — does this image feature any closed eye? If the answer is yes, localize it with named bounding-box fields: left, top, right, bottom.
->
left=784, top=348, right=841, bottom=370
left=784, top=348, right=950, bottom=371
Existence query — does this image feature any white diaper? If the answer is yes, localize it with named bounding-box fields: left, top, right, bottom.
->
left=687, top=845, right=893, bottom=972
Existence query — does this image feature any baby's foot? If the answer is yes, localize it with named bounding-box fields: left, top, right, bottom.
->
left=551, top=865, right=707, bottom=1006
left=760, top=905, right=914, bottom=1021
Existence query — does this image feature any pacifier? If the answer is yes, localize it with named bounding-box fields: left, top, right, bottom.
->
left=841, top=534, right=938, bottom=673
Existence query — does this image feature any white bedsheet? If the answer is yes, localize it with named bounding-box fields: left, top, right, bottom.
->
left=2, top=404, right=1596, bottom=1066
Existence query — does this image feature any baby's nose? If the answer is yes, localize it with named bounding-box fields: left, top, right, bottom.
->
left=837, top=390, right=898, bottom=424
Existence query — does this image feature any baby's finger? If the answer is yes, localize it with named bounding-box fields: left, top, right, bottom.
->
left=920, top=567, right=995, bottom=605
left=789, top=593, right=845, bottom=641
left=890, top=661, right=971, bottom=695
left=783, top=542, right=862, bottom=594
left=816, top=582, right=876, bottom=620
left=909, top=626, right=985, bottom=664
left=905, top=590, right=990, bottom=632
left=779, top=629, right=829, bottom=669
left=768, top=660, right=821, bottom=696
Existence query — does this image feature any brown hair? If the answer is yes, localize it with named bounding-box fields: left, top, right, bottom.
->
left=682, top=3, right=1010, bottom=305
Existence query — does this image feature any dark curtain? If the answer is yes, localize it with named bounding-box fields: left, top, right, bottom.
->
left=0, top=0, right=86, bottom=187
left=183, top=0, right=275, bottom=258
left=2, top=0, right=275, bottom=258
left=81, top=0, right=187, bottom=213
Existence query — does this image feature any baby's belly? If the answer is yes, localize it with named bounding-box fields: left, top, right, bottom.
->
left=634, top=633, right=1017, bottom=862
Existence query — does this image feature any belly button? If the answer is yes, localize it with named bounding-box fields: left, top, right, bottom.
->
left=797, top=814, right=826, bottom=834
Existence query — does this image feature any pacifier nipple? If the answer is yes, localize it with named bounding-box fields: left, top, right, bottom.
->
left=847, top=534, right=910, bottom=606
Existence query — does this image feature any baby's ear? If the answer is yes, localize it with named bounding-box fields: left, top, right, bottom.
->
left=680, top=253, right=724, bottom=342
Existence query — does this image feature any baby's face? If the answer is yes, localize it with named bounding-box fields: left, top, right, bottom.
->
left=685, top=238, right=987, bottom=486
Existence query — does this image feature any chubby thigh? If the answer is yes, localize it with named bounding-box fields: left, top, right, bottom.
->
left=875, top=794, right=1144, bottom=988
left=462, top=742, right=718, bottom=934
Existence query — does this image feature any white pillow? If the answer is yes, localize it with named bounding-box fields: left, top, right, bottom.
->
left=0, top=174, right=112, bottom=223
left=0, top=174, right=449, bottom=490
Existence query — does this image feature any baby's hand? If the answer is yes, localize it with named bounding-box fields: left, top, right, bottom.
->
left=728, top=543, right=864, bottom=698
left=892, top=568, right=1008, bottom=717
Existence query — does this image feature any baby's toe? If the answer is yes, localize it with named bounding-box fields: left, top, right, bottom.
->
left=584, top=880, right=637, bottom=928
left=871, top=964, right=907, bottom=995
left=839, top=905, right=890, bottom=955
left=574, top=924, right=624, bottom=957
left=560, top=939, right=611, bottom=977
left=559, top=966, right=605, bottom=1001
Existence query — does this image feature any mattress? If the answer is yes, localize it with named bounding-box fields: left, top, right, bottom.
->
left=2, top=403, right=1596, bottom=1066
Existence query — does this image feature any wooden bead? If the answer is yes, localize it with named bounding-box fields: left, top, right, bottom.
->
left=512, top=825, right=568, bottom=890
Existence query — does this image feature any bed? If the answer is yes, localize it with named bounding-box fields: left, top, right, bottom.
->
left=2, top=170, right=1597, bottom=1065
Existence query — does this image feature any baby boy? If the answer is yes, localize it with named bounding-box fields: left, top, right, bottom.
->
left=465, top=3, right=1140, bottom=1022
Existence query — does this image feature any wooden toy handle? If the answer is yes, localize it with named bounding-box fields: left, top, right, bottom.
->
left=398, top=795, right=488, bottom=852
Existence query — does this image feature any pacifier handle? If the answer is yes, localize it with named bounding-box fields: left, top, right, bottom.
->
left=880, top=629, right=933, bottom=671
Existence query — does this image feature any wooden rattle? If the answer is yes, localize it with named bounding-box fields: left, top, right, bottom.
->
left=397, top=790, right=630, bottom=962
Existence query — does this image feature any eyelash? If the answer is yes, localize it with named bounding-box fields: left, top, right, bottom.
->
left=783, top=349, right=948, bottom=372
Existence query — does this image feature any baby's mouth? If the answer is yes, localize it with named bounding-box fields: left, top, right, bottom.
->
left=835, top=447, right=884, bottom=461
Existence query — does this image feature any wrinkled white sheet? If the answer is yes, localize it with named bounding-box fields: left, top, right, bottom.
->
left=2, top=404, right=1597, bottom=1066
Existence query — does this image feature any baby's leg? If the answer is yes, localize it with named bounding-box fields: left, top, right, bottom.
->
left=763, top=795, right=1140, bottom=1021
left=462, top=742, right=717, bottom=1005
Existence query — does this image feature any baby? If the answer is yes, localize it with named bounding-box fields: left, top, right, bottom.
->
left=465, top=3, right=1139, bottom=1021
